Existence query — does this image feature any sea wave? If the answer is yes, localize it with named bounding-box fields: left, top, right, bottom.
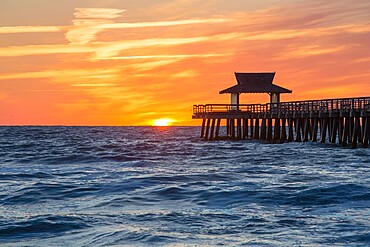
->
left=0, top=126, right=369, bottom=246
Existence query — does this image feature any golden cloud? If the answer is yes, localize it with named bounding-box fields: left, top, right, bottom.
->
left=74, top=8, right=126, bottom=19
left=0, top=26, right=61, bottom=34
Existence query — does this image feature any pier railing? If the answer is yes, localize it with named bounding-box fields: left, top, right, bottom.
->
left=193, top=96, right=370, bottom=116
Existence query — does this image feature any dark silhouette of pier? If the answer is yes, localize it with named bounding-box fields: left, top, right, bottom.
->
left=192, top=72, right=370, bottom=148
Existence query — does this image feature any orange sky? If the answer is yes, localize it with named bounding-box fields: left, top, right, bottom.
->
left=1, top=0, right=370, bottom=126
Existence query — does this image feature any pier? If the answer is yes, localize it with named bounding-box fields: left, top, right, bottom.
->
left=192, top=72, right=370, bottom=148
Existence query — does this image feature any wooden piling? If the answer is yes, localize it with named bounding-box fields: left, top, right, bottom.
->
left=342, top=117, right=349, bottom=147
left=204, top=118, right=211, bottom=140
left=363, top=117, right=369, bottom=148
left=200, top=119, right=206, bottom=138
left=209, top=119, right=216, bottom=141
left=312, top=118, right=318, bottom=142
left=243, top=118, right=248, bottom=140
left=267, top=118, right=273, bottom=141
left=274, top=118, right=280, bottom=142
left=338, top=118, right=343, bottom=144
left=320, top=118, right=327, bottom=143
left=349, top=117, right=354, bottom=143
left=330, top=118, right=338, bottom=143
left=254, top=118, right=260, bottom=139
left=226, top=119, right=230, bottom=136
left=215, top=119, right=221, bottom=140
left=303, top=118, right=309, bottom=142
left=231, top=119, right=235, bottom=139
left=295, top=118, right=302, bottom=142
left=237, top=119, right=242, bottom=140
left=250, top=118, right=254, bottom=139
left=281, top=118, right=287, bottom=142
left=328, top=118, right=333, bottom=141
left=288, top=118, right=294, bottom=142
left=351, top=117, right=360, bottom=148
left=261, top=118, right=267, bottom=140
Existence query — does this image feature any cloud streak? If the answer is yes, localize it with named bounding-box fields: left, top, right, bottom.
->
left=0, top=68, right=121, bottom=81
left=0, top=26, right=61, bottom=34
left=95, top=53, right=232, bottom=60
left=74, top=8, right=126, bottom=19
left=0, top=34, right=237, bottom=58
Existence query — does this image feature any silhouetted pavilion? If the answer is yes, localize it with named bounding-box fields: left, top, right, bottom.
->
left=220, top=72, right=292, bottom=109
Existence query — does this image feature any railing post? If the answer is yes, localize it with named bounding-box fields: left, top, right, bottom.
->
left=331, top=100, right=333, bottom=111
left=352, top=98, right=355, bottom=110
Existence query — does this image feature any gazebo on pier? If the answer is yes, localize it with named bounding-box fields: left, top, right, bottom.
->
left=220, top=72, right=292, bottom=109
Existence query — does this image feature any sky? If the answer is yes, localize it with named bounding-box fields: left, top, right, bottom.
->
left=1, top=0, right=370, bottom=126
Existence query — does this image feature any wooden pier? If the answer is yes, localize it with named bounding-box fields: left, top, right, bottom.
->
left=192, top=72, right=370, bottom=148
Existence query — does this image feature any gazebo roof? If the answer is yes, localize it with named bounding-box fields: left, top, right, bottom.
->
left=219, top=72, right=292, bottom=94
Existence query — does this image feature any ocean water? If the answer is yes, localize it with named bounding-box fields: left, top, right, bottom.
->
left=0, top=126, right=369, bottom=246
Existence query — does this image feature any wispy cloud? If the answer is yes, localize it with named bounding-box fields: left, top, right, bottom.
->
left=0, top=26, right=61, bottom=34
left=0, top=16, right=228, bottom=36
left=100, top=18, right=229, bottom=29
left=0, top=34, right=237, bottom=58
left=171, top=70, right=199, bottom=78
left=128, top=59, right=183, bottom=71
left=95, top=53, right=232, bottom=60
left=274, top=45, right=351, bottom=59
left=65, top=8, right=125, bottom=44
left=240, top=24, right=370, bottom=41
left=72, top=83, right=118, bottom=87
left=1, top=7, right=229, bottom=46
left=66, top=19, right=114, bottom=44
left=74, top=8, right=126, bottom=19
left=66, top=8, right=229, bottom=44
left=0, top=68, right=121, bottom=81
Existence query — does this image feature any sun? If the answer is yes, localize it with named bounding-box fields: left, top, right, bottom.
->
left=152, top=118, right=175, bottom=127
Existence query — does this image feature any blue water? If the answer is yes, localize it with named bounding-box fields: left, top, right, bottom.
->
left=0, top=126, right=369, bottom=246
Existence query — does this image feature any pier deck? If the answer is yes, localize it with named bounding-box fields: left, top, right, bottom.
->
left=193, top=96, right=370, bottom=148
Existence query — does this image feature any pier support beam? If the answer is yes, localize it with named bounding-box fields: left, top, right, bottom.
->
left=288, top=118, right=294, bottom=142
left=209, top=119, right=216, bottom=141
left=342, top=117, right=349, bottom=147
left=338, top=118, right=344, bottom=144
left=303, top=118, right=310, bottom=142
left=281, top=118, right=287, bottom=142
left=349, top=117, right=354, bottom=143
left=226, top=119, right=230, bottom=137
left=312, top=118, right=318, bottom=142
left=351, top=117, right=361, bottom=148
left=261, top=118, right=267, bottom=140
left=237, top=119, right=242, bottom=140
left=363, top=117, right=369, bottom=148
left=243, top=119, right=248, bottom=140
left=215, top=119, right=221, bottom=140
left=330, top=118, right=338, bottom=143
left=254, top=118, right=260, bottom=139
left=295, top=119, right=302, bottom=142
left=204, top=118, right=211, bottom=140
left=357, top=117, right=362, bottom=145
left=273, top=118, right=281, bottom=143
left=250, top=118, right=254, bottom=139
left=320, top=118, right=327, bottom=143
left=200, top=119, right=206, bottom=138
left=230, top=119, right=235, bottom=139
left=267, top=118, right=273, bottom=141
left=328, top=118, right=333, bottom=141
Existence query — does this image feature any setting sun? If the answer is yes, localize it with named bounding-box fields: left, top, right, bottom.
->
left=152, top=118, right=175, bottom=127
